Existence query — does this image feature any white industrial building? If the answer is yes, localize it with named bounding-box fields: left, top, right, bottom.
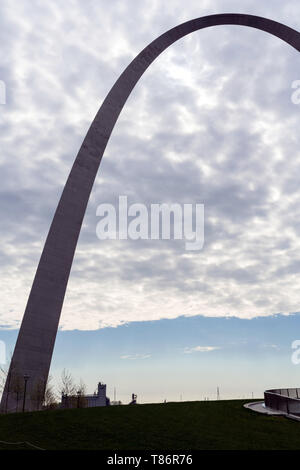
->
left=61, top=382, right=110, bottom=409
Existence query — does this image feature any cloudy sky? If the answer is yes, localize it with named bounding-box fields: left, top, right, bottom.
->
left=1, top=0, right=300, bottom=401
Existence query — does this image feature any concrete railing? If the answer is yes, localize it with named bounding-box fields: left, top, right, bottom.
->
left=264, top=388, right=300, bottom=415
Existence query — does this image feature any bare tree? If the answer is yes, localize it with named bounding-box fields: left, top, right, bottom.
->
left=59, top=369, right=77, bottom=396
left=77, top=378, right=86, bottom=396
left=43, top=375, right=56, bottom=409
left=76, top=378, right=87, bottom=408
left=0, top=353, right=26, bottom=413
left=0, top=351, right=12, bottom=407
left=1, top=359, right=25, bottom=413
left=0, top=363, right=8, bottom=396
left=58, top=369, right=78, bottom=408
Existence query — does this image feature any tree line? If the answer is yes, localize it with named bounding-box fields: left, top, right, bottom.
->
left=0, top=360, right=88, bottom=412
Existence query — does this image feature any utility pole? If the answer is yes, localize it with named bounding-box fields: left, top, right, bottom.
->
left=217, top=386, right=220, bottom=401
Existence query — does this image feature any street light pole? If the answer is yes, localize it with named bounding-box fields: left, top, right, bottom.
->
left=22, top=375, right=30, bottom=412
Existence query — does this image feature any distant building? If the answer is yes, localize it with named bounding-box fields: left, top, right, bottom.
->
left=61, top=382, right=110, bottom=409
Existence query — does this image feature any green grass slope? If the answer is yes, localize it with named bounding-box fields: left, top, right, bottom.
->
left=0, top=400, right=300, bottom=450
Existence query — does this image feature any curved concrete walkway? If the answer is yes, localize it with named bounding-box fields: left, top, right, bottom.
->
left=244, top=401, right=300, bottom=421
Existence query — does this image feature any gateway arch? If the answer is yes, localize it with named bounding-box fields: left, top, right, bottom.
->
left=1, top=14, right=300, bottom=412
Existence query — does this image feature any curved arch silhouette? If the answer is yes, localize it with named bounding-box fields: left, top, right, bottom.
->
left=2, top=14, right=300, bottom=412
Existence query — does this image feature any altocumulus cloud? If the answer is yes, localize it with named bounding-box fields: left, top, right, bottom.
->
left=120, top=354, right=151, bottom=360
left=1, top=0, right=300, bottom=330
left=184, top=346, right=220, bottom=354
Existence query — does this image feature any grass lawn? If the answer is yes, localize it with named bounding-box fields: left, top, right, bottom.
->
left=0, top=399, right=300, bottom=450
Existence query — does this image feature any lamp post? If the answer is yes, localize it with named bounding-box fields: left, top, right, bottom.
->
left=22, top=375, right=30, bottom=412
